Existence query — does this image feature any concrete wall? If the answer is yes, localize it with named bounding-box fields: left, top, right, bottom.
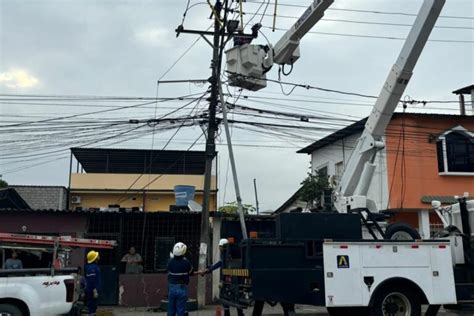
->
left=119, top=273, right=213, bottom=306
left=69, top=191, right=217, bottom=212
left=385, top=114, right=474, bottom=209
left=310, top=133, right=389, bottom=211
left=10, top=186, right=68, bottom=210
left=0, top=211, right=87, bottom=267
left=70, top=174, right=217, bottom=191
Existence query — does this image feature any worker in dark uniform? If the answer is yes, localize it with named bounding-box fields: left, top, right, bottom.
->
left=167, top=242, right=195, bottom=316
left=201, top=238, right=244, bottom=316
left=85, top=250, right=101, bottom=316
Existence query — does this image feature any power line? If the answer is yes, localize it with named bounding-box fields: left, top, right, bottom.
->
left=266, top=26, right=474, bottom=43
left=240, top=11, right=474, bottom=30
left=246, top=1, right=474, bottom=20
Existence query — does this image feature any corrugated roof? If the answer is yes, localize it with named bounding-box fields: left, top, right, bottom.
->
left=297, top=118, right=367, bottom=154
left=421, top=195, right=473, bottom=205
left=71, top=148, right=208, bottom=175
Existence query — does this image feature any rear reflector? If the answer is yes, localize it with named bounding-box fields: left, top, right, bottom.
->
left=411, top=245, right=419, bottom=249
left=249, top=231, right=258, bottom=239
left=439, top=245, right=446, bottom=249
left=375, top=245, right=382, bottom=249
left=340, top=245, right=348, bottom=249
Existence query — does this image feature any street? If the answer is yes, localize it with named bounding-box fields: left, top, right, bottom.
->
left=108, top=305, right=467, bottom=316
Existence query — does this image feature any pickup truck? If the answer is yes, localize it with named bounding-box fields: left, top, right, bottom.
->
left=0, top=268, right=77, bottom=316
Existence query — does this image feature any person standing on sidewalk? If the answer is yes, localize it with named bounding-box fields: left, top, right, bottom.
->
left=200, top=238, right=244, bottom=316
left=85, top=250, right=101, bottom=316
left=167, top=242, right=195, bottom=316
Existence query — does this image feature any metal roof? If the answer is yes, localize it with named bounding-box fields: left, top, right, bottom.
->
left=421, top=195, right=473, bottom=205
left=453, top=85, right=474, bottom=95
left=297, top=118, right=367, bottom=154
left=71, top=148, right=208, bottom=175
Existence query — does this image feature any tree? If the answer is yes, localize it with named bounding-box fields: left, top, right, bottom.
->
left=298, top=172, right=332, bottom=211
left=0, top=178, right=8, bottom=189
left=218, top=201, right=256, bottom=215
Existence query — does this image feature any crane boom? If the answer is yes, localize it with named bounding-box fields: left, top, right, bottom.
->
left=273, top=0, right=333, bottom=65
left=335, top=0, right=446, bottom=212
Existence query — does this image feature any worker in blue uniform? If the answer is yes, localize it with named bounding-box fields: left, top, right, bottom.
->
left=85, top=250, right=101, bottom=316
left=201, top=238, right=244, bottom=316
left=167, top=242, right=195, bottom=316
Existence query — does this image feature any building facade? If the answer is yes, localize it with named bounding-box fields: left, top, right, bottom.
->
left=296, top=113, right=474, bottom=228
left=68, top=148, right=217, bottom=212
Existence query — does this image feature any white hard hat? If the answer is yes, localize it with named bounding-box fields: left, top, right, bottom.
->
left=172, top=242, right=187, bottom=257
left=219, top=238, right=229, bottom=247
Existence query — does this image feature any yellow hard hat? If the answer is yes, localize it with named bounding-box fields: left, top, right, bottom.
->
left=87, top=250, right=99, bottom=264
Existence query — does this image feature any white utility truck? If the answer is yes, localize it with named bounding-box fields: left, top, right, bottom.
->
left=0, top=233, right=116, bottom=316
left=218, top=0, right=474, bottom=315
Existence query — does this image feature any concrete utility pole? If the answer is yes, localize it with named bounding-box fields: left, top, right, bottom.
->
left=176, top=0, right=256, bottom=305
left=197, top=0, right=222, bottom=306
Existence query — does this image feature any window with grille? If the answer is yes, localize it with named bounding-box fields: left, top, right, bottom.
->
left=437, top=128, right=474, bottom=174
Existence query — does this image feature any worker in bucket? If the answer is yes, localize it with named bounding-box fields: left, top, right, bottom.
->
left=200, top=238, right=244, bottom=316
left=85, top=250, right=101, bottom=316
left=167, top=242, right=195, bottom=316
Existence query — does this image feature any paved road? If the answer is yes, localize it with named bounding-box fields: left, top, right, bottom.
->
left=109, top=305, right=465, bottom=315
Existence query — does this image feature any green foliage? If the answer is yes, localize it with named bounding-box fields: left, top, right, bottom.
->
left=218, top=201, right=256, bottom=214
left=299, top=172, right=331, bottom=209
left=0, top=178, right=8, bottom=189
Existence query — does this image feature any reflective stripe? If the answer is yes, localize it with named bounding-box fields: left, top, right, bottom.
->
left=168, top=272, right=189, bottom=276
left=86, top=273, right=96, bottom=277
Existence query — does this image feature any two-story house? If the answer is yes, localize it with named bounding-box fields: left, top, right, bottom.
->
left=68, top=148, right=217, bottom=212
left=279, top=111, right=473, bottom=229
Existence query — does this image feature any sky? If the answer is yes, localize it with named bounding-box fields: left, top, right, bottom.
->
left=0, top=0, right=473, bottom=211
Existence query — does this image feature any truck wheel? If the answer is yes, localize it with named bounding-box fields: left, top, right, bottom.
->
left=385, top=223, right=421, bottom=240
left=0, top=304, right=22, bottom=316
left=370, top=285, right=421, bottom=316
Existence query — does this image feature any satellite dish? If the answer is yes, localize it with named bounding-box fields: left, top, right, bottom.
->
left=188, top=200, right=203, bottom=212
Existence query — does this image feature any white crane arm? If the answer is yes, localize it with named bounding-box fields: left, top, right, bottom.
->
left=273, top=0, right=334, bottom=65
left=335, top=0, right=446, bottom=212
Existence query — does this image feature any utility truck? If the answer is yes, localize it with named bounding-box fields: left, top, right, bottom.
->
left=0, top=233, right=116, bottom=316
left=219, top=0, right=474, bottom=315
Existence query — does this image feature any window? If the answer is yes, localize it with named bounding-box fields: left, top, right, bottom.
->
left=317, top=166, right=328, bottom=178
left=437, top=126, right=474, bottom=174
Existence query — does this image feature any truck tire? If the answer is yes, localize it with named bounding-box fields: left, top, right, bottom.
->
left=327, top=307, right=369, bottom=316
left=385, top=223, right=421, bottom=240
left=370, top=284, right=421, bottom=316
left=0, top=304, right=22, bottom=316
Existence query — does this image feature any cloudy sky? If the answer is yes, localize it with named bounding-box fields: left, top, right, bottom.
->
left=0, top=0, right=472, bottom=211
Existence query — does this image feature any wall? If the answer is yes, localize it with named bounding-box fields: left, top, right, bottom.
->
left=385, top=115, right=474, bottom=210
left=10, top=186, right=68, bottom=210
left=119, top=273, right=213, bottom=306
left=69, top=192, right=217, bottom=212
left=310, top=133, right=389, bottom=211
left=70, top=174, right=216, bottom=191
left=0, top=211, right=87, bottom=267
left=70, top=173, right=217, bottom=211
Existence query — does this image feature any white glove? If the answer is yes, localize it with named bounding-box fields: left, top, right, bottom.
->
left=93, top=289, right=99, bottom=299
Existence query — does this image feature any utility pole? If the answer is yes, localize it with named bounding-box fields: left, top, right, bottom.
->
left=198, top=0, right=222, bottom=306
left=253, top=178, right=260, bottom=215
left=175, top=0, right=256, bottom=306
